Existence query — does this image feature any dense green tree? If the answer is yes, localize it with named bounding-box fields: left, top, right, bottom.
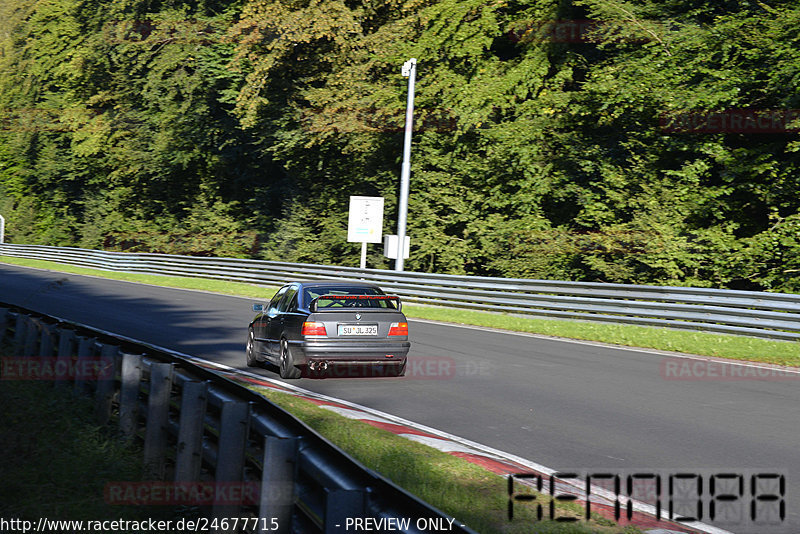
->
left=1, top=0, right=798, bottom=290
left=0, top=0, right=281, bottom=253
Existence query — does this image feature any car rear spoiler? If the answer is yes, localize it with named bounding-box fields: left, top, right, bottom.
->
left=309, top=295, right=402, bottom=313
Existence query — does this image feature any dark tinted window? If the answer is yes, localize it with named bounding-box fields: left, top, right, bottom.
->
left=267, top=286, right=290, bottom=314
left=304, top=286, right=396, bottom=309
left=278, top=286, right=299, bottom=313
left=285, top=292, right=299, bottom=312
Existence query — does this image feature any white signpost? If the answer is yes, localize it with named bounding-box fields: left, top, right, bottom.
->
left=347, top=196, right=384, bottom=269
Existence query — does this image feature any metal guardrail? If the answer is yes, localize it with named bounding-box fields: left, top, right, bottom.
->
left=1, top=243, right=799, bottom=341
left=0, top=304, right=476, bottom=534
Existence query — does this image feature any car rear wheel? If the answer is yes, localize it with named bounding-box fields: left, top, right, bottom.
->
left=279, top=339, right=301, bottom=379
left=246, top=329, right=259, bottom=367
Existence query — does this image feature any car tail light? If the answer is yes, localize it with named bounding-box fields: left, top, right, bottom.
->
left=302, top=322, right=327, bottom=336
left=388, top=322, right=408, bottom=336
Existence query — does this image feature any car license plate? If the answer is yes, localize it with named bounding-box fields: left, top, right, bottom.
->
left=338, top=324, right=378, bottom=336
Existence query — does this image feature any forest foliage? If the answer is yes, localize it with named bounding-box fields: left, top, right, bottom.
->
left=1, top=0, right=799, bottom=291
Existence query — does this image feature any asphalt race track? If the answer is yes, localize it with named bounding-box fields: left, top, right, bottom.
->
left=1, top=263, right=798, bottom=533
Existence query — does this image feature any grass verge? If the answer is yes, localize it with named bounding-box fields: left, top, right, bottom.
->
left=251, top=385, right=640, bottom=534
left=0, top=378, right=170, bottom=521
left=2, top=254, right=798, bottom=366
left=0, top=255, right=274, bottom=299
left=404, top=305, right=800, bottom=366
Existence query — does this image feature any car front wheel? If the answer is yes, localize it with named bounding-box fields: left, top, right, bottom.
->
left=279, top=339, right=301, bottom=379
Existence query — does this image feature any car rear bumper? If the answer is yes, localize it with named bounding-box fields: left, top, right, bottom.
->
left=289, top=339, right=410, bottom=367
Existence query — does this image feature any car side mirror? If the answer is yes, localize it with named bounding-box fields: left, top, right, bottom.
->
left=253, top=303, right=264, bottom=312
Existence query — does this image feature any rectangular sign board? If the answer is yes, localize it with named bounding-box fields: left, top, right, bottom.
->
left=348, top=196, right=384, bottom=244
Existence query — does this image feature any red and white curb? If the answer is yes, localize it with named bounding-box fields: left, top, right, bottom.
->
left=190, top=358, right=728, bottom=534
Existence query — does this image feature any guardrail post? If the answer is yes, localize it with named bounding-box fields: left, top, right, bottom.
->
left=119, top=353, right=143, bottom=440
left=74, top=335, right=96, bottom=396
left=55, top=327, right=75, bottom=389
left=260, top=436, right=299, bottom=532
left=324, top=490, right=366, bottom=534
left=143, top=362, right=174, bottom=479
left=23, top=317, right=39, bottom=357
left=94, top=343, right=120, bottom=424
left=0, top=307, right=8, bottom=345
left=174, top=380, right=209, bottom=483
left=212, top=400, right=251, bottom=531
left=38, top=322, right=55, bottom=358
left=13, top=313, right=26, bottom=356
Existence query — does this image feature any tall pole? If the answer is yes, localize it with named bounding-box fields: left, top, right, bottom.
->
left=0, top=214, right=4, bottom=244
left=360, top=242, right=367, bottom=269
left=396, top=58, right=416, bottom=271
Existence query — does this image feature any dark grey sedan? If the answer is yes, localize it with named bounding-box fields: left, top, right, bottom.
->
left=246, top=281, right=410, bottom=378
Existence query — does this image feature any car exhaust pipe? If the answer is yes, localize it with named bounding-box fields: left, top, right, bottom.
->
left=309, top=361, right=328, bottom=372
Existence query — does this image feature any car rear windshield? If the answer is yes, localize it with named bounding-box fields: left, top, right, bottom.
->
left=304, top=286, right=397, bottom=309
